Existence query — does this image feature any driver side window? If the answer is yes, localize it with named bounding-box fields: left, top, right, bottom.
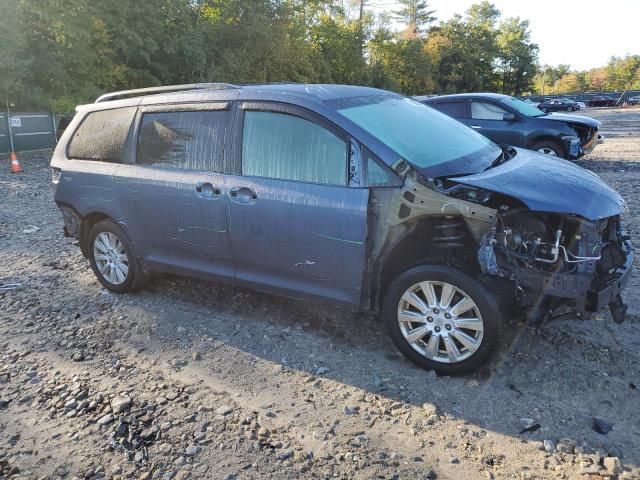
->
left=471, top=101, right=508, bottom=121
left=242, top=111, right=348, bottom=186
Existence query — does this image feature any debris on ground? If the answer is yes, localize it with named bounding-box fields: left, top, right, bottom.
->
left=1, top=110, right=640, bottom=478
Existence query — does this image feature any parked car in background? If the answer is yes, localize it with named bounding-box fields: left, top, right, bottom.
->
left=51, top=83, right=632, bottom=374
left=422, top=93, right=602, bottom=158
left=588, top=95, right=617, bottom=107
left=575, top=101, right=586, bottom=110
left=538, top=98, right=580, bottom=112
left=628, top=95, right=640, bottom=105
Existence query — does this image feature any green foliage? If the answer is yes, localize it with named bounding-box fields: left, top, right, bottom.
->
left=1, top=0, right=543, bottom=111
left=393, top=0, right=436, bottom=39
left=495, top=18, right=538, bottom=95
left=533, top=56, right=640, bottom=95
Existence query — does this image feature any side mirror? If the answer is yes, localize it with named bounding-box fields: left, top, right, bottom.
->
left=503, top=112, right=516, bottom=121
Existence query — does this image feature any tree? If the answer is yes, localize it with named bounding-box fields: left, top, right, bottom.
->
left=606, top=55, right=640, bottom=90
left=0, top=0, right=574, bottom=107
left=425, top=2, right=501, bottom=93
left=495, top=17, right=538, bottom=95
left=394, top=0, right=436, bottom=39
left=555, top=73, right=580, bottom=94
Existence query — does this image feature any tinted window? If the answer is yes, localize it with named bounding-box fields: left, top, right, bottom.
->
left=435, top=101, right=467, bottom=118
left=471, top=101, right=509, bottom=120
left=242, top=111, right=347, bottom=185
left=67, top=107, right=135, bottom=162
left=136, top=110, right=228, bottom=171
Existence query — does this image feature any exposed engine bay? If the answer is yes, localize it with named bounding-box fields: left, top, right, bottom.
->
left=477, top=211, right=633, bottom=323
left=396, top=147, right=634, bottom=326
left=373, top=152, right=633, bottom=326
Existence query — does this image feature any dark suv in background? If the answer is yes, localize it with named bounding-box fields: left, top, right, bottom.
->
left=421, top=93, right=602, bottom=158
left=51, top=84, right=632, bottom=374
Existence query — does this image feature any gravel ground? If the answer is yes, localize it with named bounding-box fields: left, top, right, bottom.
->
left=1, top=109, right=640, bottom=480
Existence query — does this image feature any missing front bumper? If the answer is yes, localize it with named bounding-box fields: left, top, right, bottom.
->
left=586, top=247, right=633, bottom=316
left=529, top=244, right=633, bottom=319
left=580, top=133, right=604, bottom=157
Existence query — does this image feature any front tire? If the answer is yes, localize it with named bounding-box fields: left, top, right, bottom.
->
left=88, top=219, right=147, bottom=293
left=382, top=264, right=503, bottom=374
left=531, top=140, right=564, bottom=158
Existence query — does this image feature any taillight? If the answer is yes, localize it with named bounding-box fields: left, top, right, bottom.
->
left=51, top=167, right=61, bottom=185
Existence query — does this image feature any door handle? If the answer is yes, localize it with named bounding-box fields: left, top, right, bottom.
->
left=229, top=187, right=257, bottom=203
left=470, top=125, right=482, bottom=129
left=195, top=182, right=221, bottom=199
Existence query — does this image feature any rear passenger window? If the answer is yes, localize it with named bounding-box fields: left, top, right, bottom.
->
left=136, top=110, right=227, bottom=171
left=67, top=107, right=135, bottom=162
left=435, top=101, right=467, bottom=118
left=242, top=111, right=347, bottom=186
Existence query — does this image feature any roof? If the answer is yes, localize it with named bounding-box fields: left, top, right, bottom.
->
left=82, top=83, right=391, bottom=113
left=240, top=83, right=386, bottom=102
left=422, top=92, right=512, bottom=102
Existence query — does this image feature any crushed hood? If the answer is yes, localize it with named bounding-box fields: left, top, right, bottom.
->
left=544, top=112, right=601, bottom=128
left=453, top=148, right=627, bottom=221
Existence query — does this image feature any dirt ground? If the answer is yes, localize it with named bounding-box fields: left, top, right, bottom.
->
left=1, top=108, right=640, bottom=480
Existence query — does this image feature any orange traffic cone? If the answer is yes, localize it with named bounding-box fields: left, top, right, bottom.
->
left=9, top=151, right=23, bottom=173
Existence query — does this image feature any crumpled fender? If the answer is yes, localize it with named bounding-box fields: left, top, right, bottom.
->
left=453, top=148, right=627, bottom=221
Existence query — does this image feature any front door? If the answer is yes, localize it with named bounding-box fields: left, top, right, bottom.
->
left=114, top=105, right=235, bottom=279
left=225, top=103, right=369, bottom=305
left=468, top=100, right=523, bottom=146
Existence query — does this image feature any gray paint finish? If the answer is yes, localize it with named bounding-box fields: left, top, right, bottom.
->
left=113, top=165, right=235, bottom=279
left=50, top=83, right=632, bottom=317
left=51, top=85, right=378, bottom=306
left=225, top=174, right=368, bottom=304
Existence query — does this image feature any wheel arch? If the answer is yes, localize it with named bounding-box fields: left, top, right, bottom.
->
left=79, top=212, right=111, bottom=257
left=370, top=215, right=480, bottom=312
left=527, top=135, right=566, bottom=157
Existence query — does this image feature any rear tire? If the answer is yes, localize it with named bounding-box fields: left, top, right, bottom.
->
left=88, top=219, right=147, bottom=293
left=567, top=106, right=574, bottom=112
left=382, top=264, right=504, bottom=374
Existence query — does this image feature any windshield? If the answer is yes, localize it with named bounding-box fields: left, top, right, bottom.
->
left=336, top=95, right=501, bottom=176
left=500, top=96, right=545, bottom=117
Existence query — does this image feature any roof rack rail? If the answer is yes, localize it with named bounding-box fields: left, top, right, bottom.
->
left=95, top=83, right=240, bottom=103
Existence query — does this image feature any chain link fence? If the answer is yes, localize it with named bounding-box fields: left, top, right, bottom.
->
left=0, top=112, right=69, bottom=154
left=521, top=90, right=640, bottom=104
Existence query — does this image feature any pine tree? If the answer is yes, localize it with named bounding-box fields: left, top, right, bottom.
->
left=393, top=0, right=436, bottom=39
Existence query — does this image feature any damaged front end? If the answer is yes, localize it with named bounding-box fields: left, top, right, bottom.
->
left=430, top=146, right=636, bottom=324
left=478, top=211, right=633, bottom=324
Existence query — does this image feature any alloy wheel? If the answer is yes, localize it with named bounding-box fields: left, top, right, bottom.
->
left=537, top=147, right=557, bottom=156
left=93, top=231, right=129, bottom=285
left=396, top=281, right=484, bottom=364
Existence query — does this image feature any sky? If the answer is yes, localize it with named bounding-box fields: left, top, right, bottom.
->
left=368, top=0, right=640, bottom=70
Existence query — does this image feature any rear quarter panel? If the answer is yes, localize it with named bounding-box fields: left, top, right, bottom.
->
left=50, top=112, right=125, bottom=221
